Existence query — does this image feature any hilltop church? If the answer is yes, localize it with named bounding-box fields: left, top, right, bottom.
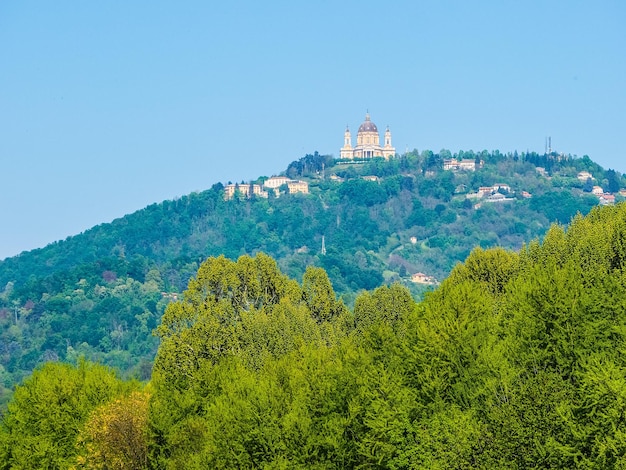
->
left=340, top=113, right=395, bottom=159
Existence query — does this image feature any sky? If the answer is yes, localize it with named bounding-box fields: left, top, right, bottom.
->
left=1, top=1, right=625, bottom=260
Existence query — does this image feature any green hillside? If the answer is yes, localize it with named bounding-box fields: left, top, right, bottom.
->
left=3, top=203, right=626, bottom=468
left=0, top=149, right=622, bottom=404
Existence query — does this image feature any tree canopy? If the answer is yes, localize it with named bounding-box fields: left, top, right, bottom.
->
left=3, top=203, right=626, bottom=467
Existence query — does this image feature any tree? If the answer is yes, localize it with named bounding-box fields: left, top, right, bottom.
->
left=425, top=151, right=442, bottom=170
left=605, top=168, right=621, bottom=193
left=149, top=256, right=345, bottom=465
left=529, top=190, right=597, bottom=224
left=0, top=361, right=136, bottom=469
left=353, top=283, right=414, bottom=332
left=76, top=391, right=150, bottom=470
left=301, top=266, right=345, bottom=323
left=439, top=149, right=452, bottom=160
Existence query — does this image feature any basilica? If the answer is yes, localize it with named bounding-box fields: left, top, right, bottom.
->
left=340, top=113, right=395, bottom=159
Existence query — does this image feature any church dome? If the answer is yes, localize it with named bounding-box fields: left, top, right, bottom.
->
left=358, top=113, right=378, bottom=133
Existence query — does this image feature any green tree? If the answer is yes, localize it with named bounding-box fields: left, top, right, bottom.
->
left=353, top=283, right=415, bottom=332
left=301, top=266, right=345, bottom=323
left=605, top=168, right=621, bottom=193
left=76, top=391, right=150, bottom=470
left=0, top=361, right=136, bottom=469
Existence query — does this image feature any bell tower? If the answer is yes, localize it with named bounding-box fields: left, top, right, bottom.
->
left=383, top=126, right=394, bottom=158
left=340, top=125, right=353, bottom=159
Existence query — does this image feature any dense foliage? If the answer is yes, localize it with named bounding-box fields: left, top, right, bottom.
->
left=0, top=150, right=621, bottom=405
left=3, top=203, right=626, bottom=468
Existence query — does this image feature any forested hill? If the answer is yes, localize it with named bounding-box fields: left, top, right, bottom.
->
left=0, top=149, right=622, bottom=402
left=4, top=203, right=626, bottom=468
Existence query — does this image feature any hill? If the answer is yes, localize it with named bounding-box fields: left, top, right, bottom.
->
left=0, top=148, right=622, bottom=404
left=3, top=202, right=626, bottom=467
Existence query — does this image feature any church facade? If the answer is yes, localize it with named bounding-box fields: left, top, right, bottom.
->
left=340, top=113, right=395, bottom=160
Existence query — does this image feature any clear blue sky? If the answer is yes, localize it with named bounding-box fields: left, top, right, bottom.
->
left=1, top=1, right=624, bottom=260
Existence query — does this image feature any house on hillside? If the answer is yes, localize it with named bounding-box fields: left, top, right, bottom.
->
left=287, top=180, right=309, bottom=194
left=478, top=186, right=494, bottom=197
left=493, top=183, right=511, bottom=193
left=599, top=194, right=615, bottom=206
left=454, top=184, right=468, bottom=194
left=411, top=272, right=437, bottom=285
left=362, top=175, right=379, bottom=182
left=443, top=158, right=477, bottom=171
left=224, top=183, right=267, bottom=200
left=485, top=193, right=514, bottom=203
left=577, top=171, right=593, bottom=181
left=263, top=176, right=291, bottom=189
left=224, top=176, right=309, bottom=199
left=458, top=159, right=477, bottom=171
left=443, top=158, right=457, bottom=170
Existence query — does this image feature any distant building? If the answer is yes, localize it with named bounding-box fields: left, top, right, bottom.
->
left=225, top=177, right=309, bottom=199
left=161, top=292, right=179, bottom=301
left=577, top=171, right=593, bottom=182
left=287, top=180, right=309, bottom=194
left=486, top=193, right=506, bottom=202
left=341, top=113, right=395, bottom=159
left=454, top=184, right=468, bottom=194
left=485, top=193, right=514, bottom=203
left=443, top=159, right=457, bottom=170
left=362, top=175, right=379, bottom=182
left=411, top=272, right=437, bottom=285
left=592, top=186, right=604, bottom=196
left=458, top=159, right=477, bottom=171
left=224, top=183, right=267, bottom=200
left=443, top=158, right=477, bottom=171
left=263, top=176, right=291, bottom=189
left=599, top=194, right=615, bottom=205
left=474, top=184, right=512, bottom=198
